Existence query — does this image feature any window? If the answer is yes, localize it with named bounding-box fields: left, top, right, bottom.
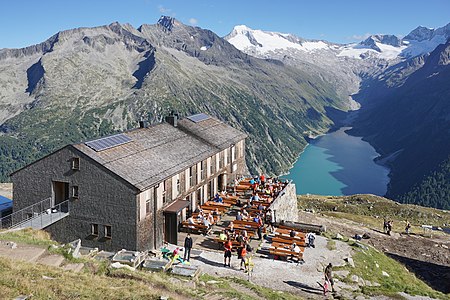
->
left=189, top=166, right=194, bottom=186
left=71, top=157, right=80, bottom=170
left=210, top=158, right=214, bottom=174
left=146, top=198, right=151, bottom=215
left=91, top=224, right=99, bottom=236
left=105, top=225, right=112, bottom=238
left=231, top=145, right=236, bottom=162
left=162, top=180, right=167, bottom=204
left=200, top=161, right=205, bottom=179
left=176, top=178, right=180, bottom=194
left=72, top=186, right=79, bottom=198
left=219, top=152, right=223, bottom=168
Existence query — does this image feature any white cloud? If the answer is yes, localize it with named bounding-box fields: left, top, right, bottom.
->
left=347, top=33, right=372, bottom=41
left=158, top=5, right=175, bottom=16
left=189, top=18, right=198, bottom=25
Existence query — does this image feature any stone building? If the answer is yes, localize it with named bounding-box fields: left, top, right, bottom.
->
left=10, top=113, right=247, bottom=251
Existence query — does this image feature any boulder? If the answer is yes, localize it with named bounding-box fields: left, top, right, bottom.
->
left=382, top=271, right=390, bottom=277
left=344, top=257, right=355, bottom=268
left=335, top=233, right=344, bottom=240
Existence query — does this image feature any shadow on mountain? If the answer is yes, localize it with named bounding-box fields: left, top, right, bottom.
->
left=386, top=252, right=450, bottom=293
left=324, top=106, right=349, bottom=131
left=26, top=59, right=45, bottom=94
left=132, top=50, right=155, bottom=89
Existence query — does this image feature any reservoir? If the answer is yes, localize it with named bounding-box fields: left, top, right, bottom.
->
left=285, top=127, right=390, bottom=196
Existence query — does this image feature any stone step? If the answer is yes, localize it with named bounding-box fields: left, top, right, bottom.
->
left=0, top=243, right=47, bottom=263
left=36, top=254, right=65, bottom=267
left=61, top=263, right=84, bottom=273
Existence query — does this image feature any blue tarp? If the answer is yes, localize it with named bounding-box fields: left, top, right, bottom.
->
left=0, top=195, right=12, bottom=212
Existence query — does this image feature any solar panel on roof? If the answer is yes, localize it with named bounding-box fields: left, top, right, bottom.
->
left=187, top=113, right=210, bottom=123
left=85, top=133, right=132, bottom=152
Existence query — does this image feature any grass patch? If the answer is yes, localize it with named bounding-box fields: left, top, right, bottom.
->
left=298, top=194, right=450, bottom=235
left=346, top=243, right=446, bottom=299
left=0, top=228, right=56, bottom=247
left=326, top=239, right=336, bottom=251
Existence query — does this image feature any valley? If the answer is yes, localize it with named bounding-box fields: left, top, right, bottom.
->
left=0, top=16, right=449, bottom=209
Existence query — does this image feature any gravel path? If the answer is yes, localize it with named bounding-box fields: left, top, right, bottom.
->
left=189, top=234, right=352, bottom=298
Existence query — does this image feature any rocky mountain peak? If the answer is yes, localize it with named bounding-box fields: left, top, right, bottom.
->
left=404, top=26, right=434, bottom=41
left=362, top=35, right=402, bottom=47
left=157, top=15, right=177, bottom=31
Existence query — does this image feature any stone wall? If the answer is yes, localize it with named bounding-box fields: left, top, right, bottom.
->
left=11, top=146, right=139, bottom=252
left=269, top=182, right=298, bottom=223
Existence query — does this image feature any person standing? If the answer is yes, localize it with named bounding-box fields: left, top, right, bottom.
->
left=224, top=238, right=232, bottom=267
left=183, top=233, right=193, bottom=262
left=308, top=232, right=316, bottom=248
left=405, top=220, right=411, bottom=235
left=324, top=263, right=335, bottom=293
left=238, top=243, right=247, bottom=270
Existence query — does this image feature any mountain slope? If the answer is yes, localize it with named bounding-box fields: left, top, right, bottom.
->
left=349, top=40, right=450, bottom=209
left=0, top=17, right=348, bottom=181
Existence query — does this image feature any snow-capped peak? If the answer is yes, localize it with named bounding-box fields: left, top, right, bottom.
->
left=225, top=25, right=330, bottom=55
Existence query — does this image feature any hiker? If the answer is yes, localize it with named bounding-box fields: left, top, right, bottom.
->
left=238, top=243, right=248, bottom=270
left=405, top=220, right=411, bottom=235
left=254, top=214, right=263, bottom=240
left=324, top=263, right=335, bottom=293
left=223, top=238, right=232, bottom=267
left=387, top=220, right=393, bottom=236
left=383, top=219, right=388, bottom=233
left=308, top=232, right=316, bottom=248
left=183, top=233, right=193, bottom=262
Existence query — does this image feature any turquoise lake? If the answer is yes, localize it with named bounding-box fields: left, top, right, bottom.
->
left=284, top=127, right=390, bottom=196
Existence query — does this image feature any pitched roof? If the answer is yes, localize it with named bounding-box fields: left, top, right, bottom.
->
left=72, top=115, right=246, bottom=191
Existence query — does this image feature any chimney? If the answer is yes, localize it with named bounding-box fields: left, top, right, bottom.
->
left=139, top=120, right=148, bottom=128
left=165, top=111, right=179, bottom=127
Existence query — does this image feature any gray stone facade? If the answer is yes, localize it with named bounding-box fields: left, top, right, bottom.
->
left=11, top=115, right=247, bottom=252
left=269, top=182, right=298, bottom=223
left=11, top=147, right=139, bottom=251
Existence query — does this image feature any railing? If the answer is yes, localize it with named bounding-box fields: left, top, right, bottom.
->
left=0, top=197, right=70, bottom=230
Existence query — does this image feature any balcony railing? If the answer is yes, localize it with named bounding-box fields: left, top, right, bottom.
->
left=0, top=197, right=70, bottom=230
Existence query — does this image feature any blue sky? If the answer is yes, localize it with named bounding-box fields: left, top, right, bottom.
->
left=1, top=0, right=449, bottom=49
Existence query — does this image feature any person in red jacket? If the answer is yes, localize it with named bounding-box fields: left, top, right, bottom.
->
left=238, top=243, right=247, bottom=270
left=223, top=239, right=232, bottom=267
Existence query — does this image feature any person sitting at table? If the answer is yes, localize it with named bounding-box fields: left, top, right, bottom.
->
left=242, top=230, right=249, bottom=242
left=289, top=229, right=297, bottom=237
left=229, top=221, right=235, bottom=233
left=203, top=216, right=212, bottom=232
left=187, top=216, right=195, bottom=225
left=242, top=209, right=249, bottom=218
left=257, top=203, right=264, bottom=212
left=212, top=208, right=220, bottom=221
left=213, top=193, right=223, bottom=203
left=290, top=242, right=301, bottom=261
left=207, top=212, right=214, bottom=225
left=236, top=211, right=243, bottom=221
left=219, top=230, right=227, bottom=241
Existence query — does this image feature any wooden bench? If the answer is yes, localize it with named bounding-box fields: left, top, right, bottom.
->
left=275, top=228, right=306, bottom=239
left=269, top=247, right=304, bottom=262
left=233, top=220, right=259, bottom=229
left=181, top=221, right=211, bottom=235
left=271, top=241, right=306, bottom=249
left=272, top=235, right=305, bottom=244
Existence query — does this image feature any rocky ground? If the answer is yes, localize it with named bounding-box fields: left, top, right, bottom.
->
left=298, top=210, right=450, bottom=294
left=189, top=234, right=354, bottom=299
